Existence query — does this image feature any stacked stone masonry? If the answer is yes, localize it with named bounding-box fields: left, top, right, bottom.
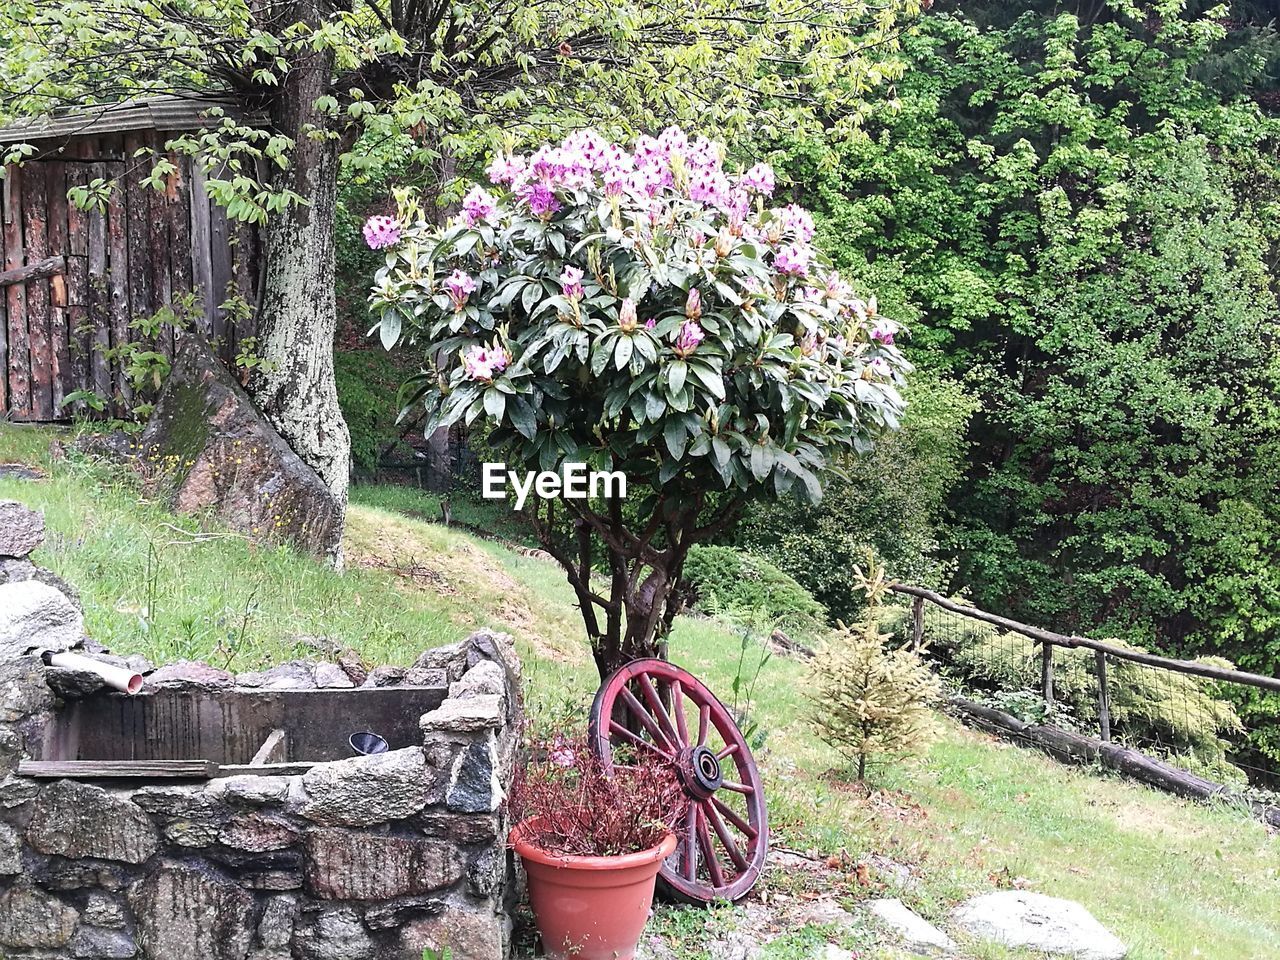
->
left=0, top=499, right=520, bottom=959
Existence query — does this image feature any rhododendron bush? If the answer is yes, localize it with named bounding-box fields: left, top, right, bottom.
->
left=368, top=128, right=909, bottom=675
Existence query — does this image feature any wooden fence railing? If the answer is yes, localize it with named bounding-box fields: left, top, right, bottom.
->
left=889, top=583, right=1280, bottom=825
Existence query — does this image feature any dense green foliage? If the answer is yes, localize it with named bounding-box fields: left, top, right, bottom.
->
left=681, top=545, right=826, bottom=631
left=736, top=373, right=976, bottom=623
left=777, top=4, right=1280, bottom=684
left=334, top=350, right=410, bottom=473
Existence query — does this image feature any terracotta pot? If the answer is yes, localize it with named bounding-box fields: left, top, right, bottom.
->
left=511, top=820, right=677, bottom=960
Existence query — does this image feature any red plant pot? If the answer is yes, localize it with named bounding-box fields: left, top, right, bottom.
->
left=511, top=820, right=677, bottom=960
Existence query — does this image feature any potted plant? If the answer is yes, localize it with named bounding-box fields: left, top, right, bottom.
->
left=509, top=734, right=688, bottom=960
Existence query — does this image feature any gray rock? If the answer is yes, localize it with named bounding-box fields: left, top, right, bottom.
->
left=219, top=812, right=301, bottom=852
left=0, top=500, right=45, bottom=557
left=45, top=664, right=111, bottom=698
left=0, top=885, right=79, bottom=948
left=0, top=773, right=39, bottom=808
left=404, top=666, right=446, bottom=688
left=83, top=892, right=127, bottom=929
left=257, top=895, right=298, bottom=949
left=419, top=694, right=504, bottom=734
left=413, top=641, right=468, bottom=682
left=139, top=336, right=343, bottom=560
left=0, top=821, right=22, bottom=873
left=951, top=892, right=1127, bottom=960
left=467, top=846, right=502, bottom=897
left=292, top=907, right=377, bottom=960
left=464, top=628, right=522, bottom=683
left=146, top=659, right=236, bottom=690
left=303, top=828, right=465, bottom=900
left=299, top=747, right=431, bottom=826
left=0, top=655, right=54, bottom=722
left=237, top=660, right=318, bottom=690
left=0, top=556, right=36, bottom=584
left=312, top=662, right=354, bottom=688
left=71, top=925, right=138, bottom=958
left=865, top=898, right=955, bottom=955
left=31, top=858, right=130, bottom=892
left=27, top=781, right=159, bottom=864
left=811, top=948, right=856, bottom=960
left=417, top=812, right=497, bottom=844
left=130, top=862, right=256, bottom=960
left=205, top=774, right=294, bottom=806
left=363, top=664, right=407, bottom=687
left=448, top=660, right=505, bottom=700
left=446, top=737, right=501, bottom=814
left=0, top=580, right=82, bottom=659
left=72, top=430, right=138, bottom=464
left=396, top=898, right=507, bottom=960
left=363, top=895, right=444, bottom=930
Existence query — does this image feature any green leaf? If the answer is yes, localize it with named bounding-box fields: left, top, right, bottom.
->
left=664, top=419, right=687, bottom=459
left=668, top=360, right=688, bottom=395
left=614, top=335, right=634, bottom=370
left=483, top=387, right=506, bottom=421
left=378, top=311, right=402, bottom=351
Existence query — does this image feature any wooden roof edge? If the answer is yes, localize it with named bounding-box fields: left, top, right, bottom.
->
left=0, top=93, right=255, bottom=148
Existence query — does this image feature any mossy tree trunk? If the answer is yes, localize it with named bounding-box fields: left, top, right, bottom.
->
left=248, top=0, right=351, bottom=565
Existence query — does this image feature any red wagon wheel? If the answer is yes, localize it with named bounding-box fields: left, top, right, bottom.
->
left=588, top=658, right=768, bottom=904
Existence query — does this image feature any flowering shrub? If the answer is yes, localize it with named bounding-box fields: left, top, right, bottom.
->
left=508, top=735, right=687, bottom=858
left=367, top=128, right=909, bottom=674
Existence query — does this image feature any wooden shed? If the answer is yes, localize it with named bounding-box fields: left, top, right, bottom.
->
left=0, top=96, right=261, bottom=421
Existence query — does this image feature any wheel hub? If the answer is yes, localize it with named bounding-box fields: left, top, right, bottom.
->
left=680, top=744, right=724, bottom=799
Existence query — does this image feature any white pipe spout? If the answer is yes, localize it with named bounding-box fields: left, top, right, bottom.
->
left=44, top=651, right=144, bottom=695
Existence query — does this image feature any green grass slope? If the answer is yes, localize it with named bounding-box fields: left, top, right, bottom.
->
left=2, top=423, right=1277, bottom=959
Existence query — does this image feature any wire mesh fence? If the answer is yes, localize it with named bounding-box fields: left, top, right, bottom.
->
left=896, top=587, right=1280, bottom=795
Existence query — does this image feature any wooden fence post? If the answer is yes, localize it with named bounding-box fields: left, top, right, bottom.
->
left=1041, top=641, right=1054, bottom=707
left=1095, top=650, right=1111, bottom=742
left=911, top=596, right=925, bottom=649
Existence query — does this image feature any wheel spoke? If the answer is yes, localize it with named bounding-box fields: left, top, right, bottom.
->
left=670, top=679, right=690, bottom=746
left=720, top=778, right=753, bottom=795
left=711, top=796, right=758, bottom=840
left=638, top=673, right=681, bottom=748
left=608, top=719, right=675, bottom=760
left=705, top=800, right=749, bottom=871
left=618, top=686, right=675, bottom=751
left=695, top=805, right=724, bottom=888
left=682, top=808, right=697, bottom=880
left=717, top=743, right=739, bottom=760
left=697, top=703, right=710, bottom=746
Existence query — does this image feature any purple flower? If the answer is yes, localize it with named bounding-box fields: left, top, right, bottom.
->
left=824, top=271, right=852, bottom=300
left=461, top=343, right=510, bottom=381
left=362, top=215, right=401, bottom=250
left=685, top=287, right=702, bottom=320
left=774, top=243, right=811, bottom=277
left=866, top=356, right=891, bottom=378
left=486, top=154, right=525, bottom=185
left=523, top=182, right=562, bottom=219
left=461, top=186, right=496, bottom=226
left=776, top=203, right=816, bottom=243
left=871, top=319, right=897, bottom=346
left=645, top=317, right=656, bottom=330
left=443, top=269, right=477, bottom=310
left=618, top=297, right=638, bottom=332
left=674, top=320, right=704, bottom=357
left=560, top=265, right=585, bottom=300
left=741, top=162, right=775, bottom=195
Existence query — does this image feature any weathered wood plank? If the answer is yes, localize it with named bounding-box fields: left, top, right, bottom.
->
left=123, top=135, right=152, bottom=357
left=18, top=759, right=218, bottom=779
left=208, top=163, right=232, bottom=348
left=21, top=165, right=53, bottom=420
left=105, top=158, right=131, bottom=414
left=65, top=147, right=91, bottom=410
left=0, top=170, right=6, bottom=412
left=168, top=153, right=193, bottom=352
left=0, top=255, right=64, bottom=288
left=249, top=728, right=288, bottom=766
left=232, top=217, right=258, bottom=351
left=146, top=135, right=173, bottom=359
left=189, top=160, right=214, bottom=338
left=85, top=145, right=111, bottom=405
left=45, top=161, right=70, bottom=414
left=5, top=168, right=31, bottom=418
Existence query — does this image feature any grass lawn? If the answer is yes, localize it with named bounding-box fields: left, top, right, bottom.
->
left=2, top=422, right=1278, bottom=959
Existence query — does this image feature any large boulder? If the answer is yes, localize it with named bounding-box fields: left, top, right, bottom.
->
left=0, top=580, right=82, bottom=659
left=0, top=500, right=45, bottom=557
left=951, top=892, right=1126, bottom=960
left=139, top=336, right=342, bottom=559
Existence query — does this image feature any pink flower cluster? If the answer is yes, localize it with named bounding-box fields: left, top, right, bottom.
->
left=461, top=342, right=510, bottom=381
left=444, top=269, right=477, bottom=310
left=461, top=186, right=496, bottom=227
left=363, top=215, right=401, bottom=250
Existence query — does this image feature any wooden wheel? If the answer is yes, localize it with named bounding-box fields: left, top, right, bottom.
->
left=588, top=658, right=768, bottom=903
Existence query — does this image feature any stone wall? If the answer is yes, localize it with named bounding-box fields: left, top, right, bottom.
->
left=0, top=500, right=520, bottom=959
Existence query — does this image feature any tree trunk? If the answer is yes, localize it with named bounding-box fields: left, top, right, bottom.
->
left=249, top=0, right=351, bottom=565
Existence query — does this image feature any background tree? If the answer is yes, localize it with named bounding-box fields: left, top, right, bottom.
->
left=0, top=0, right=921, bottom=558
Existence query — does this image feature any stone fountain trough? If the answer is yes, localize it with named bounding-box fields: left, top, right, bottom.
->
left=0, top=622, right=519, bottom=960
